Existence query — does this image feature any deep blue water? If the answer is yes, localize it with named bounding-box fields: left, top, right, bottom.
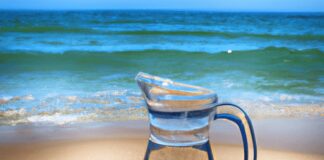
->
left=0, top=10, right=323, bottom=125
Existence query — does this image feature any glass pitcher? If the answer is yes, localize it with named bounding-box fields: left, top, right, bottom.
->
left=135, top=72, right=257, bottom=160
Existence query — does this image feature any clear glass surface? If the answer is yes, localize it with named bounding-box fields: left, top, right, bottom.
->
left=136, top=72, right=218, bottom=146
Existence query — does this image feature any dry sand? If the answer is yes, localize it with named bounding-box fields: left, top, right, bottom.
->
left=0, top=118, right=323, bottom=160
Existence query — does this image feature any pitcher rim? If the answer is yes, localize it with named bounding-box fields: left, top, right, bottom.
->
left=135, top=72, right=218, bottom=105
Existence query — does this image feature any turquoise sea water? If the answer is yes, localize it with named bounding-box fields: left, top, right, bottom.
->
left=0, top=10, right=323, bottom=125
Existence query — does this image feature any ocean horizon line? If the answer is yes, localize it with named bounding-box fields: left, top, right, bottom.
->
left=0, top=9, right=323, bottom=13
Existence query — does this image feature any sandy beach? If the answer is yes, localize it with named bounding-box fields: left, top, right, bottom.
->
left=0, top=118, right=323, bottom=160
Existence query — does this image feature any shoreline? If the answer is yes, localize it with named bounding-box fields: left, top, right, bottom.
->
left=0, top=117, right=323, bottom=159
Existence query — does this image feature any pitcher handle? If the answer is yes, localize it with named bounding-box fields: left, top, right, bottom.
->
left=214, top=103, right=257, bottom=160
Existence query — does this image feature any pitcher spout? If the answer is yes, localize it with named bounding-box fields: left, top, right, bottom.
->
left=135, top=72, right=218, bottom=112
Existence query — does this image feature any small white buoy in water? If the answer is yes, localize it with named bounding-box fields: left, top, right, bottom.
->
left=227, top=49, right=232, bottom=54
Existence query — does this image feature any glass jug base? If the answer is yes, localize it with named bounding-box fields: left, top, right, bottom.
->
left=144, top=139, right=215, bottom=160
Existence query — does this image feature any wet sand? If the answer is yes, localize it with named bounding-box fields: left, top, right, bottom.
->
left=0, top=118, right=323, bottom=160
